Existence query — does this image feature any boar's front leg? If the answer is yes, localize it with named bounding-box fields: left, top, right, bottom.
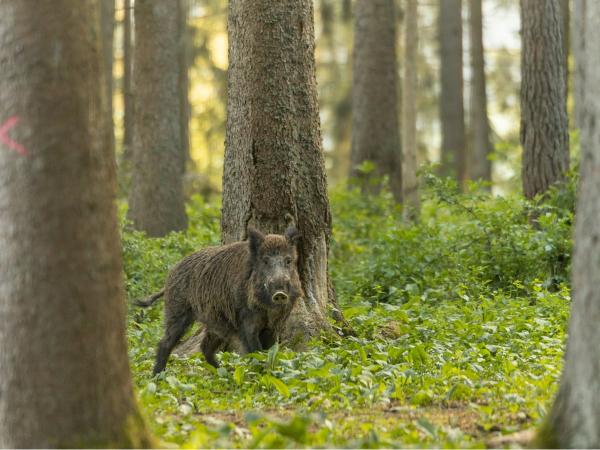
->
left=238, top=316, right=263, bottom=354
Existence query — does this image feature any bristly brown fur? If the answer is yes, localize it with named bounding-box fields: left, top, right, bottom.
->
left=146, top=227, right=303, bottom=373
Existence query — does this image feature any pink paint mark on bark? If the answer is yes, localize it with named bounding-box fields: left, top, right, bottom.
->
left=0, top=116, right=28, bottom=156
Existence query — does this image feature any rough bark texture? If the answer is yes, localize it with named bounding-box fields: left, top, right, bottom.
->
left=402, top=0, right=420, bottom=219
left=127, top=0, right=188, bottom=236
left=520, top=0, right=569, bottom=199
left=350, top=0, right=402, bottom=202
left=122, top=0, right=134, bottom=160
left=572, top=0, right=585, bottom=129
left=101, top=0, right=115, bottom=159
left=0, top=1, right=151, bottom=447
left=468, top=0, right=492, bottom=183
left=537, top=6, right=600, bottom=447
left=439, top=0, right=466, bottom=184
left=222, top=0, right=344, bottom=343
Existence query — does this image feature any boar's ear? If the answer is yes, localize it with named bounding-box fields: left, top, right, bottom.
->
left=284, top=227, right=301, bottom=246
left=247, top=227, right=265, bottom=257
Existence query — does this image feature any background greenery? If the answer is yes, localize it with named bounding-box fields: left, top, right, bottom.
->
left=122, top=168, right=574, bottom=448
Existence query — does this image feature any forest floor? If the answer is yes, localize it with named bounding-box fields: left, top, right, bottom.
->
left=123, top=176, right=573, bottom=448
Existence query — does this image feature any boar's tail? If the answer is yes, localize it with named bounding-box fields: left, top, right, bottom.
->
left=134, top=289, right=165, bottom=307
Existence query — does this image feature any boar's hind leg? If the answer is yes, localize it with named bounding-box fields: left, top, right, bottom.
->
left=200, top=331, right=223, bottom=368
left=153, top=307, right=194, bottom=375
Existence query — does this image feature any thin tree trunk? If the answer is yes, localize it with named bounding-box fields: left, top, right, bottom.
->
left=402, top=0, right=420, bottom=219
left=350, top=0, right=402, bottom=202
left=439, top=0, right=467, bottom=184
left=0, top=1, right=152, bottom=447
left=122, top=0, right=134, bottom=161
left=468, top=0, right=492, bottom=184
left=223, top=0, right=346, bottom=342
left=572, top=0, right=585, bottom=129
left=561, top=0, right=570, bottom=80
left=101, top=0, right=116, bottom=159
left=520, top=0, right=569, bottom=199
left=178, top=0, right=190, bottom=169
left=537, top=5, right=600, bottom=446
left=127, top=0, right=188, bottom=236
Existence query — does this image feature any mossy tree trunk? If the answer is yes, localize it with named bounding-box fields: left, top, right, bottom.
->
left=438, top=0, right=467, bottom=184
left=127, top=0, right=188, bottom=236
left=222, top=0, right=346, bottom=342
left=0, top=1, right=152, bottom=447
left=350, top=0, right=402, bottom=202
left=520, top=0, right=569, bottom=199
left=537, top=2, right=600, bottom=447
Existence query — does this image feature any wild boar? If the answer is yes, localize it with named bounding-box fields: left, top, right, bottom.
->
left=136, top=227, right=303, bottom=374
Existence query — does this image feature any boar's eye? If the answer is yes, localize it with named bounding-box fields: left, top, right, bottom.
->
left=285, top=256, right=292, bottom=266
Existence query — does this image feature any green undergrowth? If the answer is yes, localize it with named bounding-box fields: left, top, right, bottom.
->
left=123, top=173, right=574, bottom=448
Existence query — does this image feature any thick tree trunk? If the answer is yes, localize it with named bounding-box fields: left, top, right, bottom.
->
left=222, top=0, right=345, bottom=342
left=468, top=0, right=492, bottom=184
left=402, top=0, right=420, bottom=219
left=127, top=0, right=187, bottom=236
left=350, top=0, right=402, bottom=202
left=101, top=0, right=115, bottom=159
left=572, top=0, right=585, bottom=129
left=439, top=0, right=467, bottom=184
left=122, top=0, right=134, bottom=161
left=537, top=6, right=600, bottom=447
left=520, top=0, right=569, bottom=199
left=0, top=1, right=152, bottom=447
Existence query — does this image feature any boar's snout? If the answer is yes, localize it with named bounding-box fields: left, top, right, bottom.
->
left=272, top=291, right=289, bottom=304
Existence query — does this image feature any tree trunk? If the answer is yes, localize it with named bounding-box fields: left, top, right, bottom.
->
left=350, top=0, right=402, bottom=202
left=127, top=0, right=188, bottom=236
left=101, top=0, right=115, bottom=160
left=223, top=0, right=345, bottom=342
left=0, top=1, right=152, bottom=447
left=178, top=0, right=190, bottom=168
left=537, top=5, right=600, bottom=447
left=572, top=0, right=585, bottom=129
left=439, top=0, right=467, bottom=184
left=402, top=0, right=420, bottom=219
left=468, top=0, right=492, bottom=184
left=520, top=0, right=569, bottom=199
left=122, top=0, right=134, bottom=161
left=560, top=0, right=570, bottom=80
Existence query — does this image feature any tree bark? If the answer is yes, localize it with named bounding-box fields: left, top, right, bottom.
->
left=438, top=0, right=467, bottom=184
left=127, top=0, right=188, bottom=236
left=402, top=0, right=420, bottom=219
left=468, top=0, right=492, bottom=184
left=520, top=0, right=569, bottom=199
left=350, top=0, right=402, bottom=202
left=537, top=6, right=600, bottom=447
left=178, top=0, right=190, bottom=168
left=122, top=0, right=134, bottom=161
left=560, top=0, right=570, bottom=80
left=101, top=0, right=115, bottom=160
left=572, top=0, right=585, bottom=129
left=0, top=1, right=152, bottom=447
left=222, top=0, right=345, bottom=342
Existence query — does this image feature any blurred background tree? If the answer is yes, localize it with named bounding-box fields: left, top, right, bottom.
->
left=110, top=0, right=540, bottom=198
